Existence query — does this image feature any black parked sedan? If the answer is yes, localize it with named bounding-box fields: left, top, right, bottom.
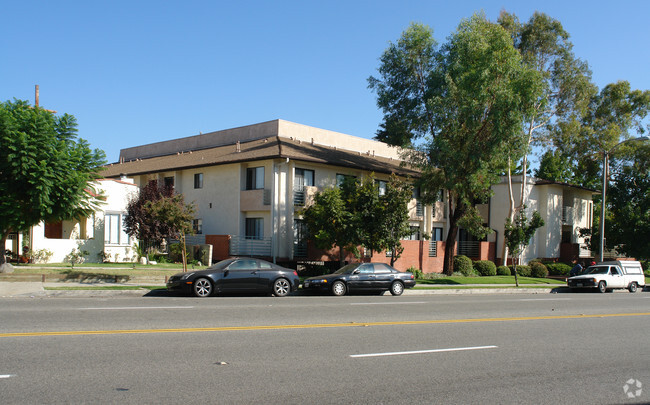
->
left=303, top=262, right=416, bottom=296
left=166, top=258, right=300, bottom=297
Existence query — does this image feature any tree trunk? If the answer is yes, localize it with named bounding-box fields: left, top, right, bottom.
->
left=442, top=193, right=464, bottom=276
left=0, top=233, right=8, bottom=265
left=339, top=246, right=345, bottom=268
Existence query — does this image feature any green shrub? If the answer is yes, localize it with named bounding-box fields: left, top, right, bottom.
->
left=546, top=263, right=572, bottom=276
left=497, top=265, right=511, bottom=276
left=510, top=264, right=531, bottom=277
left=530, top=261, right=548, bottom=278
left=473, top=260, right=497, bottom=276
left=408, top=266, right=424, bottom=279
left=454, top=255, right=475, bottom=276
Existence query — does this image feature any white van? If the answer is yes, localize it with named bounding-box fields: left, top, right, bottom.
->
left=567, top=260, right=645, bottom=293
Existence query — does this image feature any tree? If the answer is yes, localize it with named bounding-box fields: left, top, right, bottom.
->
left=369, top=14, right=542, bottom=275
left=377, top=176, right=413, bottom=266
left=497, top=11, right=595, bottom=263
left=503, top=207, right=544, bottom=286
left=0, top=100, right=106, bottom=265
left=302, top=183, right=356, bottom=266
left=124, top=180, right=175, bottom=261
left=605, top=144, right=650, bottom=260
left=145, top=193, right=196, bottom=271
left=302, top=175, right=412, bottom=267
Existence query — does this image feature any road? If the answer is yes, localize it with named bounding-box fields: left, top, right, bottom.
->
left=1, top=291, right=649, bottom=404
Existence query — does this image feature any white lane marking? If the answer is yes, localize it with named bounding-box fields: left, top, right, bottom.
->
left=76, top=306, right=194, bottom=310
left=519, top=298, right=572, bottom=302
left=0, top=374, right=16, bottom=379
left=350, top=302, right=427, bottom=306
left=350, top=345, right=498, bottom=358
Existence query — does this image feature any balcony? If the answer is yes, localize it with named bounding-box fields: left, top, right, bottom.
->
left=229, top=236, right=272, bottom=257
left=240, top=189, right=271, bottom=212
left=293, top=186, right=317, bottom=206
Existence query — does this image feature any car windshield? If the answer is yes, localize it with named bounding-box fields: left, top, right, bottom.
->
left=209, top=259, right=235, bottom=270
left=586, top=266, right=609, bottom=275
left=334, top=264, right=360, bottom=275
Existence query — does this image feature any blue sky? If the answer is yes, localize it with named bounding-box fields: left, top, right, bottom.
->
left=3, top=1, right=649, bottom=163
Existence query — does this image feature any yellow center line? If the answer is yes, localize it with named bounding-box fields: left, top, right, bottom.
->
left=2, top=312, right=650, bottom=338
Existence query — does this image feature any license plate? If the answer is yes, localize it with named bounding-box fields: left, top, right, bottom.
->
left=304, top=281, right=310, bottom=287
left=577, top=283, right=583, bottom=287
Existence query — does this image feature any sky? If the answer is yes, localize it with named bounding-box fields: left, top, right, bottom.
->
left=3, top=0, right=649, bottom=164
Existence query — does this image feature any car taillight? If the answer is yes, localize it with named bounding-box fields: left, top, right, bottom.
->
left=293, top=271, right=298, bottom=276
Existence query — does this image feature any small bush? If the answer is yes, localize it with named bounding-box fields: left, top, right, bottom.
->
left=510, top=264, right=531, bottom=277
left=408, top=266, right=424, bottom=279
left=546, top=263, right=572, bottom=276
left=454, top=255, right=475, bottom=276
left=473, top=260, right=497, bottom=276
left=530, top=261, right=548, bottom=278
left=497, top=265, right=511, bottom=276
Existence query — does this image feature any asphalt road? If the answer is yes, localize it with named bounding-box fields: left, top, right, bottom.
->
left=1, top=292, right=649, bottom=404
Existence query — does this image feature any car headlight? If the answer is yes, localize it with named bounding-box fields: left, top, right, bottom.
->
left=181, top=272, right=195, bottom=280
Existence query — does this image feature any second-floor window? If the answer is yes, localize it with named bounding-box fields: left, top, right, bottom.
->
left=376, top=180, right=387, bottom=196
left=194, top=173, right=203, bottom=189
left=336, top=174, right=356, bottom=187
left=295, top=168, right=314, bottom=189
left=246, top=167, right=264, bottom=190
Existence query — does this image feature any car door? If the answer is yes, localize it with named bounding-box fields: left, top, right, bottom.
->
left=221, top=259, right=260, bottom=291
left=347, top=264, right=375, bottom=290
left=608, top=266, right=625, bottom=288
left=255, top=260, right=277, bottom=292
left=372, top=264, right=395, bottom=289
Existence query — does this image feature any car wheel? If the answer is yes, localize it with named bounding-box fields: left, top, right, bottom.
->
left=273, top=278, right=291, bottom=297
left=628, top=282, right=638, bottom=293
left=597, top=281, right=607, bottom=293
left=390, top=281, right=404, bottom=296
left=331, top=280, right=346, bottom=296
left=193, top=278, right=213, bottom=297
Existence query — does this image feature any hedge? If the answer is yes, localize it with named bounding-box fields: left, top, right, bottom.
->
left=473, top=260, right=497, bottom=276
left=454, top=255, right=474, bottom=276
left=497, top=265, right=511, bottom=276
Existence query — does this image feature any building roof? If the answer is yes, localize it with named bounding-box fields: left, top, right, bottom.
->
left=101, top=136, right=418, bottom=179
left=534, top=178, right=600, bottom=193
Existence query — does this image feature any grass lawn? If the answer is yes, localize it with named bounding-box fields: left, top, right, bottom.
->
left=8, top=262, right=206, bottom=277
left=416, top=275, right=566, bottom=285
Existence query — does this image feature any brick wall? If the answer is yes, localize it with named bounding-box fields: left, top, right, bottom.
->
left=205, top=235, right=231, bottom=261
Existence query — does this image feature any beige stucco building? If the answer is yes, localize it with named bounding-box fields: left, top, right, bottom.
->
left=101, top=119, right=596, bottom=271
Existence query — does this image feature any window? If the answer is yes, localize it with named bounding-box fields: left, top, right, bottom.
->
left=194, top=173, right=203, bottom=189
left=105, top=213, right=129, bottom=245
left=164, top=176, right=174, bottom=189
left=246, top=167, right=264, bottom=190
left=376, top=180, right=387, bottom=196
left=336, top=174, right=355, bottom=187
left=193, top=219, right=203, bottom=234
left=431, top=227, right=443, bottom=241
left=245, top=218, right=263, bottom=240
left=373, top=263, right=392, bottom=274
left=295, top=168, right=314, bottom=188
left=404, top=226, right=420, bottom=241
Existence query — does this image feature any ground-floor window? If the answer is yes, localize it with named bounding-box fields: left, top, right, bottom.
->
left=245, top=218, right=263, bottom=240
left=105, top=213, right=129, bottom=245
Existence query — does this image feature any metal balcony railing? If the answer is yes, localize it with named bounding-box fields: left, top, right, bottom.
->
left=429, top=241, right=437, bottom=257
left=457, top=241, right=479, bottom=258
left=229, top=236, right=272, bottom=257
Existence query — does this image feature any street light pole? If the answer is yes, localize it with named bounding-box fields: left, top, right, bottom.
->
left=598, top=136, right=649, bottom=262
